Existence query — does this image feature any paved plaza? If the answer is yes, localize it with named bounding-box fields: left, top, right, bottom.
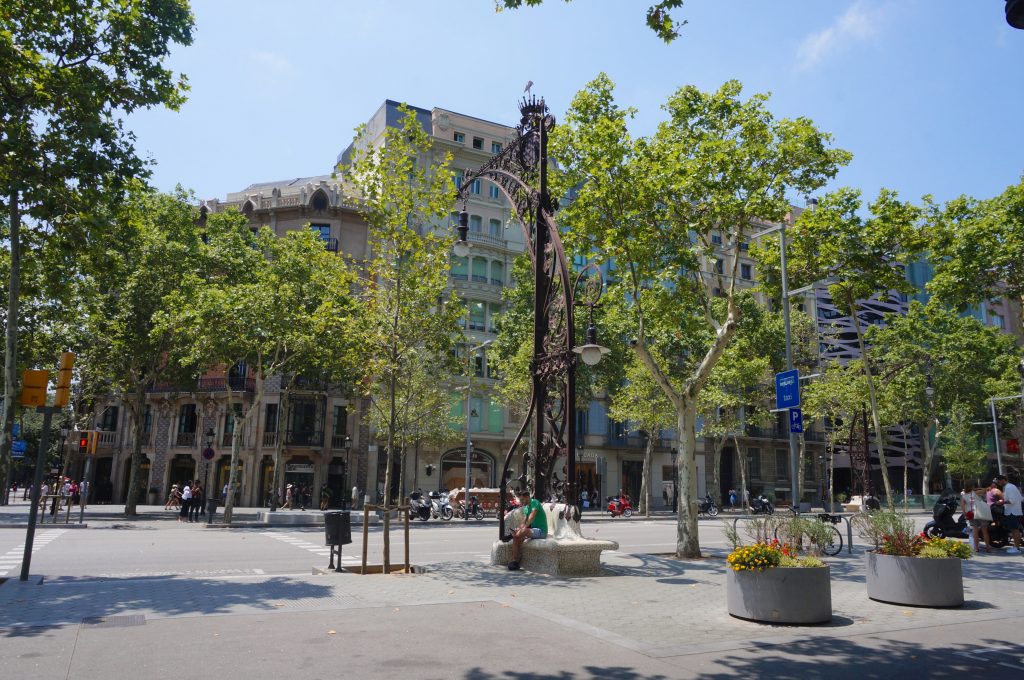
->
left=0, top=500, right=1022, bottom=678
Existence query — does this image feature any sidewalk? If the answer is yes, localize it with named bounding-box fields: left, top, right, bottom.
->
left=2, top=535, right=1021, bottom=678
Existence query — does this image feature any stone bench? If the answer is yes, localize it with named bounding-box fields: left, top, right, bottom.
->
left=490, top=502, right=618, bottom=576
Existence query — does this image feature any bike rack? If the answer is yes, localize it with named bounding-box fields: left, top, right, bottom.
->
left=730, top=512, right=854, bottom=555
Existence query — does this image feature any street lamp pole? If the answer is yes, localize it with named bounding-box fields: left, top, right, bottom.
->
left=463, top=340, right=492, bottom=521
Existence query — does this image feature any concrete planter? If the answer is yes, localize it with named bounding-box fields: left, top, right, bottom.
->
left=866, top=552, right=963, bottom=608
left=726, top=566, right=832, bottom=624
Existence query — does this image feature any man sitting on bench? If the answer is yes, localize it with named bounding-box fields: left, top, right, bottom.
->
left=509, top=489, right=547, bottom=571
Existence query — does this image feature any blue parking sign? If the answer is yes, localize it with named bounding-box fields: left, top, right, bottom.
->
left=775, top=369, right=800, bottom=410
left=789, top=408, right=804, bottom=434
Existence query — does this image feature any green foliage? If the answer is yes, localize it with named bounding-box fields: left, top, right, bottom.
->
left=924, top=536, right=972, bottom=559
left=927, top=180, right=1024, bottom=319
left=342, top=106, right=462, bottom=518
left=939, top=404, right=990, bottom=484
left=854, top=510, right=915, bottom=550
left=496, top=0, right=686, bottom=42
left=549, top=73, right=848, bottom=557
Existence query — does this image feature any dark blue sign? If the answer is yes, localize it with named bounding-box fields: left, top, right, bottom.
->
left=12, top=423, right=19, bottom=438
left=775, top=369, right=800, bottom=410
left=11, top=439, right=27, bottom=457
left=789, top=408, right=804, bottom=434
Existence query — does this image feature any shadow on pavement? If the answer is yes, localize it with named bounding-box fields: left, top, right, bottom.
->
left=464, top=666, right=668, bottom=680
left=690, top=635, right=1022, bottom=679
left=0, top=575, right=332, bottom=637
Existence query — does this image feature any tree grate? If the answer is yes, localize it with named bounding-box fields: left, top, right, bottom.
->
left=81, top=615, right=146, bottom=628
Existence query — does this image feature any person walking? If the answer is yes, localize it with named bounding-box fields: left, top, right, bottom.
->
left=189, top=482, right=203, bottom=522
left=179, top=482, right=192, bottom=523
left=282, top=484, right=293, bottom=510
left=994, top=475, right=1023, bottom=554
left=963, top=482, right=992, bottom=553
left=165, top=484, right=180, bottom=510
left=319, top=484, right=331, bottom=511
left=351, top=485, right=359, bottom=511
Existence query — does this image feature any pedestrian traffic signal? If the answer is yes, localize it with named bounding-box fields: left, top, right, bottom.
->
left=77, top=431, right=99, bottom=456
left=78, top=433, right=89, bottom=455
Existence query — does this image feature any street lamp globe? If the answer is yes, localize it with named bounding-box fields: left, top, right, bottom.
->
left=452, top=238, right=470, bottom=258
left=573, top=322, right=611, bottom=366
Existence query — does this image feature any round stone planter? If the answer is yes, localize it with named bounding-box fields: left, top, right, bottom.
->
left=866, top=552, right=964, bottom=607
left=726, top=566, right=832, bottom=624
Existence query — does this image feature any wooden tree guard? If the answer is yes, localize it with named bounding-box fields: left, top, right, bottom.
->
left=359, top=504, right=411, bottom=574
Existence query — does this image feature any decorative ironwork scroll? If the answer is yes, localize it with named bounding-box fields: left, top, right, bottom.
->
left=454, top=96, right=580, bottom=538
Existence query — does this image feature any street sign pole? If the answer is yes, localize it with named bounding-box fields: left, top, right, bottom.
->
left=21, top=405, right=62, bottom=581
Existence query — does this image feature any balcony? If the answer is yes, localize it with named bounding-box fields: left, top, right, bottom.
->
left=323, top=237, right=339, bottom=253
left=197, top=375, right=256, bottom=392
left=175, top=431, right=197, bottom=448
left=285, top=430, right=324, bottom=447
left=331, top=434, right=351, bottom=450
left=263, top=431, right=278, bottom=448
left=745, top=426, right=789, bottom=440
left=467, top=232, right=506, bottom=248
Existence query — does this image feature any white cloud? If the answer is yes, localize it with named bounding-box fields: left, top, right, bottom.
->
left=796, top=1, right=886, bottom=71
left=249, top=50, right=293, bottom=76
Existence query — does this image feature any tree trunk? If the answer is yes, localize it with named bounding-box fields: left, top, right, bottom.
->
left=711, top=436, right=725, bottom=506
left=222, top=410, right=244, bottom=524
left=732, top=433, right=750, bottom=513
left=269, top=386, right=291, bottom=512
left=0, top=190, right=21, bottom=506
left=920, top=419, right=934, bottom=502
left=675, top=401, right=700, bottom=558
left=639, top=433, right=653, bottom=517
left=123, top=384, right=147, bottom=516
left=847, top=292, right=894, bottom=508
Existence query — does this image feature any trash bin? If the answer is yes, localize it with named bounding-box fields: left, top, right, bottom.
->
left=206, top=498, right=219, bottom=524
left=324, top=511, right=352, bottom=546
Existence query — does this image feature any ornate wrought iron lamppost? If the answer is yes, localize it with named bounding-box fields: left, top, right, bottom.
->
left=453, top=95, right=609, bottom=539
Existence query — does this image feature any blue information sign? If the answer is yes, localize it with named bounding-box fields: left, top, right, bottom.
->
left=12, top=423, right=19, bottom=438
left=775, top=369, right=800, bottom=410
left=11, top=439, right=27, bottom=457
left=789, top=408, right=804, bottom=434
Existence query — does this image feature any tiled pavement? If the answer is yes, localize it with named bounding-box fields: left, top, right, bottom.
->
left=2, top=542, right=1021, bottom=659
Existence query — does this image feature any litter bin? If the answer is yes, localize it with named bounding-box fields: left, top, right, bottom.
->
left=206, top=498, right=219, bottom=524
left=324, top=511, right=352, bottom=547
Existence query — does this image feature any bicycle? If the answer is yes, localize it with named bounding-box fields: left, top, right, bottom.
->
left=774, top=511, right=844, bottom=557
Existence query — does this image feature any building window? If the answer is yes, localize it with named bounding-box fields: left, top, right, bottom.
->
left=488, top=302, right=502, bottom=331
left=469, top=301, right=486, bottom=330
left=470, top=179, right=481, bottom=195
left=450, top=255, right=468, bottom=281
left=739, top=241, right=749, bottom=251
left=491, top=141, right=502, bottom=154
left=775, top=449, right=788, bottom=481
left=333, top=405, right=348, bottom=436
left=711, top=234, right=723, bottom=245
left=471, top=257, right=488, bottom=283
left=178, top=404, right=197, bottom=433
left=474, top=354, right=484, bottom=377
left=714, top=259, right=724, bottom=274
left=98, top=406, right=119, bottom=432
left=748, top=447, right=761, bottom=480
left=576, top=409, right=589, bottom=436
left=490, top=261, right=504, bottom=286
left=453, top=170, right=463, bottom=189
left=741, top=263, right=752, bottom=280
left=454, top=132, right=465, bottom=143
left=265, top=403, right=278, bottom=433
left=469, top=214, right=482, bottom=232
left=991, top=313, right=1005, bottom=329
left=142, top=405, right=152, bottom=434
left=472, top=136, right=484, bottom=150
left=488, top=218, right=502, bottom=236
left=489, top=184, right=500, bottom=199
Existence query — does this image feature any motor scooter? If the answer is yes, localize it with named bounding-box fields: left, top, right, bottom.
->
left=408, top=491, right=431, bottom=521
left=924, top=495, right=1008, bottom=548
left=607, top=495, right=634, bottom=518
left=429, top=490, right=454, bottom=521
left=697, top=493, right=719, bottom=517
left=457, top=494, right=485, bottom=520
left=750, top=494, right=774, bottom=515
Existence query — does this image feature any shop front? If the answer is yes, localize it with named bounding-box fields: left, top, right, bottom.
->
left=440, top=448, right=495, bottom=490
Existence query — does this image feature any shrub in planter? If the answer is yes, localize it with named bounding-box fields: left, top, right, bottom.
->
left=726, top=541, right=831, bottom=624
left=864, top=511, right=969, bottom=608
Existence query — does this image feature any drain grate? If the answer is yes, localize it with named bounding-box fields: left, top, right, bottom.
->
left=81, top=615, right=146, bottom=628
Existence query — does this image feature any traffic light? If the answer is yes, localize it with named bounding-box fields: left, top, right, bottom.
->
left=78, top=433, right=89, bottom=455
left=88, top=430, right=99, bottom=455
left=77, top=431, right=99, bottom=456
left=54, top=352, right=75, bottom=407
left=19, top=369, right=49, bottom=407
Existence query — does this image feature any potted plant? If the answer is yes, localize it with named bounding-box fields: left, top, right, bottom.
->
left=725, top=537, right=831, bottom=624
left=860, top=511, right=969, bottom=607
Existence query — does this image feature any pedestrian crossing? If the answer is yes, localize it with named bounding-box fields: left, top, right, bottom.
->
left=0, top=529, right=67, bottom=577
left=260, top=531, right=361, bottom=566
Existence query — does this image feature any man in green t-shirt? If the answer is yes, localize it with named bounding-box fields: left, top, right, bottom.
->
left=509, top=489, right=547, bottom=571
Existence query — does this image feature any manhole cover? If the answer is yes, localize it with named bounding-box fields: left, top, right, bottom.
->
left=81, top=615, right=146, bottom=628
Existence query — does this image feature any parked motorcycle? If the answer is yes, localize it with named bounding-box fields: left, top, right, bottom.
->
left=750, top=494, right=775, bottom=515
left=429, top=490, right=454, bottom=521
left=924, top=495, right=1008, bottom=548
left=607, top=495, right=634, bottom=518
left=457, top=495, right=485, bottom=520
left=697, top=493, right=720, bottom=517
left=408, top=491, right=431, bottom=521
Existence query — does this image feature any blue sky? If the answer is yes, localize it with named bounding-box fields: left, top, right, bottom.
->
left=129, top=1, right=1024, bottom=207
